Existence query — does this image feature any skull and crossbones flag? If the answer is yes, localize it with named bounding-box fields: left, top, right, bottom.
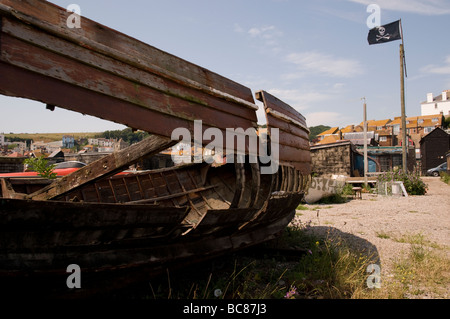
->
left=368, top=20, right=402, bottom=45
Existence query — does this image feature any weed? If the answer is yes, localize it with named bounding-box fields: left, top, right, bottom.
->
left=110, top=229, right=449, bottom=300
left=376, top=231, right=391, bottom=239
left=23, top=156, right=57, bottom=179
left=440, top=171, right=450, bottom=185
left=377, top=169, right=427, bottom=195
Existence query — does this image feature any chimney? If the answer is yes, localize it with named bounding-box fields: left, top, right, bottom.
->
left=442, top=91, right=448, bottom=101
left=427, top=93, right=433, bottom=103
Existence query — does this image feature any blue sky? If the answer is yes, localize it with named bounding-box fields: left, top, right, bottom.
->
left=1, top=0, right=449, bottom=133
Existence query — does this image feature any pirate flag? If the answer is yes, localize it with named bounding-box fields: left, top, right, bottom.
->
left=368, top=20, right=402, bottom=45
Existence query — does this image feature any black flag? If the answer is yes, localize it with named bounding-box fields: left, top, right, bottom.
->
left=367, top=20, right=402, bottom=45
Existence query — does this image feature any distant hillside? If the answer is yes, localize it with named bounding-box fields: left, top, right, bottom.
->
left=308, top=125, right=331, bottom=142
left=5, top=132, right=100, bottom=143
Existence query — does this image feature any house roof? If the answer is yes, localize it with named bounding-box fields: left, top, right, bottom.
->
left=387, top=114, right=443, bottom=127
left=315, top=135, right=342, bottom=145
left=339, top=125, right=354, bottom=134
left=421, top=90, right=450, bottom=104
left=7, top=152, right=23, bottom=158
left=377, top=129, right=392, bottom=136
left=419, top=127, right=449, bottom=143
left=317, top=127, right=339, bottom=136
left=360, top=119, right=392, bottom=127
left=310, top=140, right=352, bottom=150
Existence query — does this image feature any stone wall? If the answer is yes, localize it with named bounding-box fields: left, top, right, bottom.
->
left=310, top=142, right=353, bottom=177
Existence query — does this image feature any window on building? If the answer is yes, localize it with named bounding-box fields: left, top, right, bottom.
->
left=393, top=155, right=402, bottom=168
left=380, top=157, right=390, bottom=172
left=393, top=124, right=400, bottom=134
left=432, top=118, right=438, bottom=122
left=379, top=136, right=387, bottom=142
left=418, top=119, right=424, bottom=124
left=424, top=127, right=433, bottom=133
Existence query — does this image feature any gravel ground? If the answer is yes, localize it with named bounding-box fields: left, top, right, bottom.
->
left=293, top=176, right=450, bottom=297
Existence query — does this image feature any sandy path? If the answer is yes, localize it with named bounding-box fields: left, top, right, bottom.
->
left=293, top=176, right=450, bottom=297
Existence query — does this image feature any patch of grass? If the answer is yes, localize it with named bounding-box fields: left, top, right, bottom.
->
left=316, top=193, right=348, bottom=204
left=375, top=231, right=391, bottom=239
left=393, top=240, right=450, bottom=298
left=109, top=229, right=449, bottom=300
left=296, top=204, right=309, bottom=211
left=5, top=132, right=99, bottom=143
left=440, top=171, right=450, bottom=185
left=393, top=232, right=441, bottom=249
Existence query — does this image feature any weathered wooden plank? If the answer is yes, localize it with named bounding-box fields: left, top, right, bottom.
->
left=1, top=18, right=257, bottom=120
left=0, top=0, right=255, bottom=105
left=0, top=198, right=190, bottom=249
left=256, top=91, right=311, bottom=174
left=0, top=32, right=257, bottom=131
left=265, top=115, right=309, bottom=141
left=256, top=91, right=308, bottom=128
left=275, top=128, right=310, bottom=150
left=273, top=143, right=312, bottom=163
left=27, top=135, right=178, bottom=201
left=0, top=178, right=14, bottom=198
left=128, top=185, right=218, bottom=205
left=0, top=61, right=191, bottom=138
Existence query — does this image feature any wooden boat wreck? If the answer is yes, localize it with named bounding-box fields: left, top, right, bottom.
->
left=0, top=0, right=311, bottom=297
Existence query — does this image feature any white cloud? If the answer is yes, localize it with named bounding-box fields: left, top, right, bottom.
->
left=234, top=24, right=283, bottom=53
left=286, top=51, right=364, bottom=78
left=304, top=111, right=353, bottom=127
left=421, top=55, right=450, bottom=75
left=233, top=23, right=245, bottom=33
left=248, top=25, right=282, bottom=39
left=348, top=0, right=450, bottom=15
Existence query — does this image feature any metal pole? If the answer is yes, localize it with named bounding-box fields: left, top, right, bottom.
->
left=400, top=44, right=407, bottom=171
left=363, top=97, right=368, bottom=186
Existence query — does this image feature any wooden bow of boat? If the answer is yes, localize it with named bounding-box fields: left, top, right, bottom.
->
left=0, top=0, right=311, bottom=296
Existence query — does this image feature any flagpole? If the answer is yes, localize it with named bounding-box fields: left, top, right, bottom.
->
left=363, top=97, right=368, bottom=187
left=399, top=20, right=407, bottom=171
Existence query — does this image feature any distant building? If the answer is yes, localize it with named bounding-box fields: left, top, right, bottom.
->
left=114, top=139, right=130, bottom=152
left=419, top=127, right=450, bottom=174
left=317, top=127, right=339, bottom=141
left=421, top=90, right=450, bottom=116
left=31, top=141, right=48, bottom=151
left=386, top=113, right=445, bottom=147
left=62, top=135, right=75, bottom=148
left=343, top=131, right=376, bottom=146
left=88, top=138, right=116, bottom=147
left=0, top=133, right=4, bottom=146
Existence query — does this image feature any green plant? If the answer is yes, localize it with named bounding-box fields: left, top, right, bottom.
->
left=440, top=171, right=450, bottom=185
left=342, top=183, right=354, bottom=196
left=377, top=169, right=427, bottom=195
left=23, top=156, right=57, bottom=180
